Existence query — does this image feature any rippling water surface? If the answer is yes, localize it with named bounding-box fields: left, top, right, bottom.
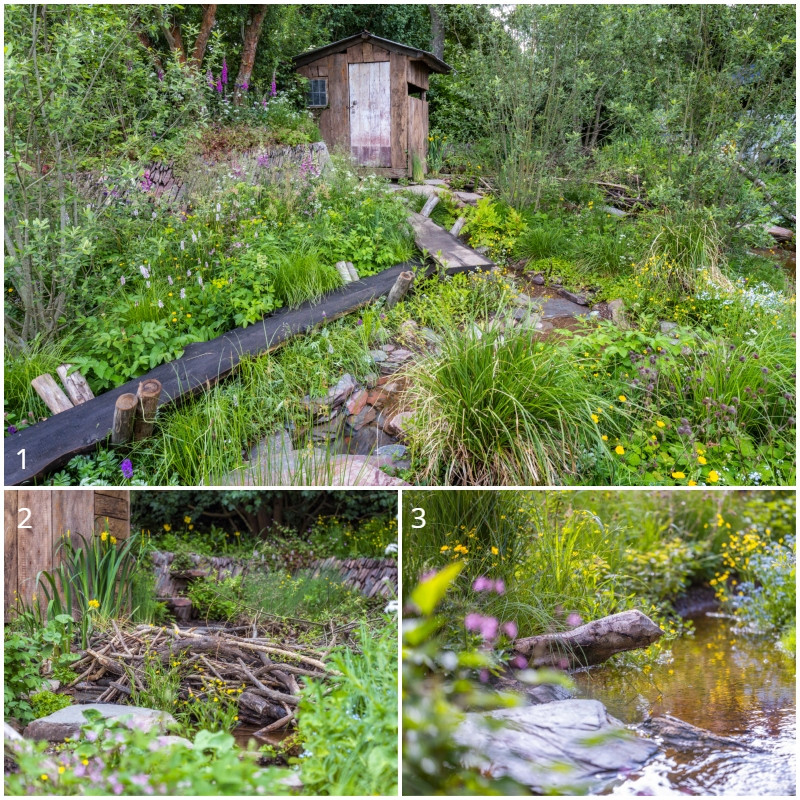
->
left=572, top=613, right=796, bottom=796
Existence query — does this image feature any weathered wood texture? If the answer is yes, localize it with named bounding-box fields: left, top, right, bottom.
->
left=407, top=96, right=428, bottom=170
left=56, top=365, right=95, bottom=405
left=408, top=212, right=494, bottom=271
left=298, top=38, right=436, bottom=175
left=3, top=489, right=130, bottom=613
left=31, top=374, right=73, bottom=415
left=349, top=61, right=391, bottom=167
left=514, top=610, right=664, bottom=668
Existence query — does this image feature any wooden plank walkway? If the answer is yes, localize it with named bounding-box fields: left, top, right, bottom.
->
left=408, top=211, right=494, bottom=271
left=6, top=215, right=493, bottom=485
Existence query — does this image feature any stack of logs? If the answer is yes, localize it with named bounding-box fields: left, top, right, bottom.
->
left=31, top=364, right=95, bottom=416
left=68, top=623, right=333, bottom=735
left=112, top=379, right=162, bottom=444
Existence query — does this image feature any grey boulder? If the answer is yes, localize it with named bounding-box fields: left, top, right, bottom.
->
left=23, top=704, right=175, bottom=742
left=455, top=699, right=658, bottom=794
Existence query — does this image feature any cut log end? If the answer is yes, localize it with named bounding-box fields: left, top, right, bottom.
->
left=111, top=393, right=139, bottom=445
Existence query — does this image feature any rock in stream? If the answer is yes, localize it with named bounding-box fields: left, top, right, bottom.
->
left=454, top=699, right=658, bottom=794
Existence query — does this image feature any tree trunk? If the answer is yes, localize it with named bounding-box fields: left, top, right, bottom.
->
left=162, top=19, right=187, bottom=64
left=191, top=4, right=217, bottom=66
left=429, top=5, right=445, bottom=61
left=234, top=5, right=268, bottom=105
left=514, top=610, right=663, bottom=668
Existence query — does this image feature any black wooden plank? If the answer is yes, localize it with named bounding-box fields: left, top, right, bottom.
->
left=5, top=261, right=425, bottom=485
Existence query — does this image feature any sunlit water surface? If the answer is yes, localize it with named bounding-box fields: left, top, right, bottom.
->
left=572, top=613, right=796, bottom=796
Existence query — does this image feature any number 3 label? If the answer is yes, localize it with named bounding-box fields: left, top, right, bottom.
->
left=411, top=508, right=426, bottom=528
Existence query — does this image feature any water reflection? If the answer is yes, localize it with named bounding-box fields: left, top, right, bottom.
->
left=573, top=614, right=796, bottom=795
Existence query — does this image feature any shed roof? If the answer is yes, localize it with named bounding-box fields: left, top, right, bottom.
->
left=292, top=30, right=451, bottom=74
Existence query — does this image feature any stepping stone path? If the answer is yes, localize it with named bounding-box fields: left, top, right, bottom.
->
left=455, top=699, right=658, bottom=794
left=23, top=704, right=176, bottom=742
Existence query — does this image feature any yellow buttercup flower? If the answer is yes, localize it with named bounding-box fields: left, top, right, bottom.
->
left=591, top=414, right=599, bottom=423
left=656, top=420, right=666, bottom=428
left=671, top=471, right=686, bottom=479
left=88, top=599, right=100, bottom=609
left=163, top=524, right=171, bottom=531
left=615, top=445, right=625, bottom=455
left=491, top=546, right=499, bottom=555
left=601, top=435, right=608, bottom=441
left=688, top=480, right=697, bottom=486
left=184, top=516, right=192, bottom=524
left=618, top=395, right=627, bottom=403
left=708, top=470, right=720, bottom=483
left=440, top=545, right=450, bottom=552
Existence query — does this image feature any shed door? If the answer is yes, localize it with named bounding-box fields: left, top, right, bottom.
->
left=348, top=62, right=391, bottom=167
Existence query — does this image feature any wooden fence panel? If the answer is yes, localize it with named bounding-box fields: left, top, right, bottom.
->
left=15, top=490, right=54, bottom=609
left=5, top=492, right=19, bottom=611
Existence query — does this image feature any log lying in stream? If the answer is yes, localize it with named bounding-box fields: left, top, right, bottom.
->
left=640, top=714, right=769, bottom=753
left=514, top=609, right=663, bottom=668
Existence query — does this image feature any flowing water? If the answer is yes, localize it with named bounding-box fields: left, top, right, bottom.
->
left=572, top=613, right=796, bottom=796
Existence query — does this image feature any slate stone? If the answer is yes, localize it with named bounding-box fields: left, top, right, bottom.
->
left=531, top=273, right=546, bottom=285
left=347, top=424, right=396, bottom=456
left=558, top=288, right=589, bottom=306
left=375, top=444, right=407, bottom=459
left=24, top=704, right=176, bottom=742
left=540, top=298, right=591, bottom=319
left=369, top=349, right=388, bottom=363
left=455, top=700, right=658, bottom=794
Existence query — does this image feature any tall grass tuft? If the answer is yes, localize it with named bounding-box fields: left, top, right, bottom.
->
left=4, top=336, right=70, bottom=424
left=514, top=224, right=572, bottom=261
left=405, top=324, right=616, bottom=485
left=411, top=151, right=425, bottom=183
left=261, top=240, right=343, bottom=308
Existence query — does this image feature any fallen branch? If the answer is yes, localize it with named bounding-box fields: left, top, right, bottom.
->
left=514, top=609, right=663, bottom=668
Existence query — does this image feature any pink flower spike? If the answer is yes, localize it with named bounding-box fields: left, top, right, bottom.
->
left=566, top=612, right=583, bottom=628
left=502, top=621, right=518, bottom=639
left=494, top=579, right=505, bottom=595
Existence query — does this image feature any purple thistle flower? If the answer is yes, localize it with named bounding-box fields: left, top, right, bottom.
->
left=464, top=613, right=483, bottom=632
left=494, top=579, right=505, bottom=595
left=221, top=58, right=228, bottom=84
left=120, top=459, right=134, bottom=479
left=472, top=576, right=493, bottom=592
left=566, top=612, right=583, bottom=628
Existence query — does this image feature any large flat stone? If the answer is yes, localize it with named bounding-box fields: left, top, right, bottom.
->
left=541, top=297, right=591, bottom=319
left=455, top=699, right=658, bottom=794
left=23, top=704, right=175, bottom=742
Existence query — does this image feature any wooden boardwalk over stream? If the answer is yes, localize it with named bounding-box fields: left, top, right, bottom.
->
left=5, top=217, right=493, bottom=485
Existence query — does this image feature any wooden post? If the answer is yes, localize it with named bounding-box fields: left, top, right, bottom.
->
left=420, top=194, right=440, bottom=218
left=112, top=394, right=138, bottom=444
left=56, top=364, right=95, bottom=406
left=31, top=374, right=74, bottom=415
left=133, top=379, right=162, bottom=441
left=386, top=271, right=415, bottom=309
left=450, top=216, right=466, bottom=237
left=335, top=261, right=352, bottom=283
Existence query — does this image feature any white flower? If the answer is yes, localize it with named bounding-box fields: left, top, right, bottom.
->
left=139, top=264, right=150, bottom=279
left=186, top=269, right=192, bottom=277
left=383, top=600, right=398, bottom=614
left=384, top=543, right=398, bottom=555
left=158, top=300, right=164, bottom=308
left=191, top=231, right=198, bottom=243
left=167, top=275, right=173, bottom=286
left=180, top=288, right=186, bottom=300
left=120, top=276, right=126, bottom=286
left=145, top=280, right=150, bottom=288
left=180, top=240, right=185, bottom=251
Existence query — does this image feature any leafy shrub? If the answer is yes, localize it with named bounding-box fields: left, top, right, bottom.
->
left=30, top=690, right=72, bottom=719
left=186, top=576, right=243, bottom=621
left=4, top=711, right=288, bottom=796
left=296, top=624, right=398, bottom=795
left=462, top=197, right=527, bottom=260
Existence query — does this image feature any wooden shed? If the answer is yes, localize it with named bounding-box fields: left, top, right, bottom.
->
left=4, top=489, right=130, bottom=614
left=293, top=31, right=451, bottom=178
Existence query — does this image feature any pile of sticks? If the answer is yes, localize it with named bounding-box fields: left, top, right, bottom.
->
left=68, top=623, right=334, bottom=735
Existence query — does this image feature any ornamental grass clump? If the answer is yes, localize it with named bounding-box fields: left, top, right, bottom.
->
left=406, top=324, right=617, bottom=485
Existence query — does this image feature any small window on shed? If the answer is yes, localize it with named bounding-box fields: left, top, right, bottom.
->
left=308, top=78, right=327, bottom=107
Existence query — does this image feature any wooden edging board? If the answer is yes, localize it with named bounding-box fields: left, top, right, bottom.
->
left=5, top=243, right=492, bottom=485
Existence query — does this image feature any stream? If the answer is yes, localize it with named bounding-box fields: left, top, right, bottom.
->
left=572, top=613, right=796, bottom=796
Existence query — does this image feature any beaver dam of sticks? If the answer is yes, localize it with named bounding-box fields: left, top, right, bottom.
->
left=69, top=622, right=342, bottom=737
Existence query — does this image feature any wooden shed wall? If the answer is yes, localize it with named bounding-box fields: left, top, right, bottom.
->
left=4, top=489, right=130, bottom=613
left=298, top=40, right=431, bottom=177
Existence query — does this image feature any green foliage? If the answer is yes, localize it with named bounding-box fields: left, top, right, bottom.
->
left=411, top=151, right=425, bottom=183
left=240, top=569, right=369, bottom=623
left=513, top=223, right=571, bottom=261
left=30, top=690, right=72, bottom=719
left=4, top=615, right=78, bottom=724
left=296, top=624, right=398, bottom=796
left=186, top=576, right=243, bottom=622
left=406, top=322, right=616, bottom=485
left=462, top=198, right=527, bottom=260
left=4, top=711, right=289, bottom=796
